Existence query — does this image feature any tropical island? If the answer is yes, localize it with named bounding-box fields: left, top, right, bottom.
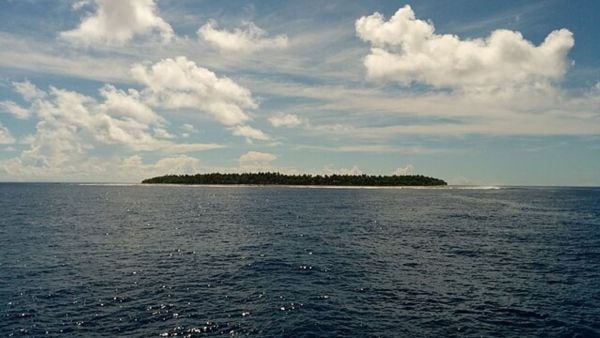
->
left=142, top=172, right=447, bottom=186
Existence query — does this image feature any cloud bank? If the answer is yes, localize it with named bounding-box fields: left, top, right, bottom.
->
left=0, top=54, right=277, bottom=180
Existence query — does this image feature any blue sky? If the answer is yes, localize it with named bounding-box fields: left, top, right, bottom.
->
left=0, top=0, right=599, bottom=185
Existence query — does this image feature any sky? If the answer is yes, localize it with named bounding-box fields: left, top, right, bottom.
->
left=0, top=0, right=599, bottom=185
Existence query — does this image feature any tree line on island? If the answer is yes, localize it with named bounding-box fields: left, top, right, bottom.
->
left=142, top=172, right=447, bottom=186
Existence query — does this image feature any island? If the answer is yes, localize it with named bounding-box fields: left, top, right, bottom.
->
left=142, top=172, right=447, bottom=186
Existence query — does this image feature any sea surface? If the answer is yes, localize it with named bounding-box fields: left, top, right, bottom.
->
left=1, top=183, right=599, bottom=337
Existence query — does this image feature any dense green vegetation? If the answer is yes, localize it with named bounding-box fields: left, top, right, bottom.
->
left=142, top=172, right=447, bottom=186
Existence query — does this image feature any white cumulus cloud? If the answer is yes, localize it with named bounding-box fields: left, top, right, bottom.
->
left=239, top=151, right=277, bottom=167
left=0, top=153, right=202, bottom=182
left=356, top=5, right=574, bottom=90
left=0, top=54, right=273, bottom=180
left=199, top=20, right=288, bottom=53
left=268, top=114, right=302, bottom=128
left=60, top=0, right=174, bottom=46
left=230, top=125, right=270, bottom=141
left=322, top=164, right=363, bottom=176
left=13, top=80, right=47, bottom=101
left=72, top=0, right=92, bottom=11
left=161, top=143, right=224, bottom=154
left=181, top=123, right=197, bottom=133
left=0, top=123, right=16, bottom=144
left=0, top=101, right=31, bottom=119
left=98, top=85, right=163, bottom=125
left=0, top=80, right=225, bottom=181
left=131, top=56, right=256, bottom=126
left=122, top=154, right=202, bottom=177
left=393, top=164, right=415, bottom=175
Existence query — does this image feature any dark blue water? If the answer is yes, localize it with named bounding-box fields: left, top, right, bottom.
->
left=1, top=184, right=599, bottom=337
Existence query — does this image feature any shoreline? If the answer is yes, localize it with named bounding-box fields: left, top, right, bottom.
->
left=130, top=183, right=499, bottom=190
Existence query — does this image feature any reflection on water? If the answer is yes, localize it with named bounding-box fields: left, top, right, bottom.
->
left=1, top=184, right=599, bottom=337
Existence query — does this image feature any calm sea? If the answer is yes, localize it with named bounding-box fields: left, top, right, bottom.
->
left=1, top=183, right=599, bottom=337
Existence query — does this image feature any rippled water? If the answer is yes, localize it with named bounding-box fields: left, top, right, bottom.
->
left=1, top=184, right=599, bottom=337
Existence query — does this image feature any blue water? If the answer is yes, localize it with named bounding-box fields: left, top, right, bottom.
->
left=1, top=184, right=599, bottom=337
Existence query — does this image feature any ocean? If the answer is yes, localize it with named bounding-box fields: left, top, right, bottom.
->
left=1, top=183, right=599, bottom=337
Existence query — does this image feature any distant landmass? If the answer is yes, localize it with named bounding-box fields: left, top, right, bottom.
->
left=142, top=172, right=447, bottom=186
